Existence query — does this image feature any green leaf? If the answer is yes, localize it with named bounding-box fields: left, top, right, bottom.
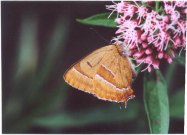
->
left=170, top=89, right=184, bottom=119
left=144, top=70, right=169, bottom=133
left=175, top=55, right=185, bottom=67
left=31, top=102, right=139, bottom=128
left=76, top=12, right=117, bottom=28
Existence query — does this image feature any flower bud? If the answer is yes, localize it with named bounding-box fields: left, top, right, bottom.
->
left=147, top=36, right=152, bottom=43
left=174, top=36, right=181, bottom=45
left=141, top=33, right=147, bottom=41
left=145, top=48, right=152, bottom=55
left=148, top=66, right=152, bottom=72
left=133, top=50, right=144, bottom=58
left=163, top=16, right=170, bottom=23
left=167, top=57, right=173, bottom=64
left=157, top=47, right=161, bottom=52
left=182, top=8, right=187, bottom=14
left=145, top=55, right=153, bottom=63
left=158, top=52, right=164, bottom=59
left=154, top=43, right=159, bottom=48
left=115, top=18, right=123, bottom=24
left=152, top=60, right=160, bottom=69
left=142, top=42, right=148, bottom=48
left=164, top=53, right=169, bottom=59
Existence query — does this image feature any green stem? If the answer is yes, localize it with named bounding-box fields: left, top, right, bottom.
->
left=155, top=1, right=160, bottom=12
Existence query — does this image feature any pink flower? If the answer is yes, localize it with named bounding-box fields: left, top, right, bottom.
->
left=107, top=1, right=187, bottom=72
left=136, top=5, right=148, bottom=24
left=175, top=1, right=187, bottom=8
left=164, top=2, right=175, bottom=14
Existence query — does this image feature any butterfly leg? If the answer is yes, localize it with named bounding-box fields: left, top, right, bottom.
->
left=124, top=95, right=135, bottom=108
left=123, top=88, right=135, bottom=108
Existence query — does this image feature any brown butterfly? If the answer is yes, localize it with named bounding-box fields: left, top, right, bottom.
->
left=63, top=44, right=135, bottom=108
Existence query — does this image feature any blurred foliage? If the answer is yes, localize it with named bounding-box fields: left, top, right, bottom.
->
left=144, top=70, right=169, bottom=133
left=170, top=89, right=184, bottom=119
left=3, top=11, right=70, bottom=133
left=2, top=2, right=185, bottom=134
left=32, top=102, right=140, bottom=128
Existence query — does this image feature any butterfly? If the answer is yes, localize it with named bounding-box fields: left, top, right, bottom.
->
left=63, top=44, right=135, bottom=108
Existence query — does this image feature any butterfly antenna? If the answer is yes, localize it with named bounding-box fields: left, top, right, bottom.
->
left=89, top=27, right=110, bottom=44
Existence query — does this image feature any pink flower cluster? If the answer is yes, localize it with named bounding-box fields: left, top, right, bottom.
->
left=107, top=1, right=186, bottom=72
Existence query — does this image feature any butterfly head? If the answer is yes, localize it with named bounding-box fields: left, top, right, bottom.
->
left=111, top=40, right=130, bottom=57
left=117, top=44, right=130, bottom=57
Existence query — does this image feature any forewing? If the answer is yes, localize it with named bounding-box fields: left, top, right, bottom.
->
left=63, top=45, right=116, bottom=94
left=79, top=45, right=116, bottom=78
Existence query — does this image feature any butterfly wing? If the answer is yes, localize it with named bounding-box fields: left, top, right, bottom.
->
left=93, top=50, right=134, bottom=102
left=64, top=44, right=134, bottom=103
left=63, top=45, right=117, bottom=94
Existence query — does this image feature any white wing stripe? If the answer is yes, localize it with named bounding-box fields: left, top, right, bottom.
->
left=101, top=64, right=115, bottom=76
left=95, top=74, right=128, bottom=92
